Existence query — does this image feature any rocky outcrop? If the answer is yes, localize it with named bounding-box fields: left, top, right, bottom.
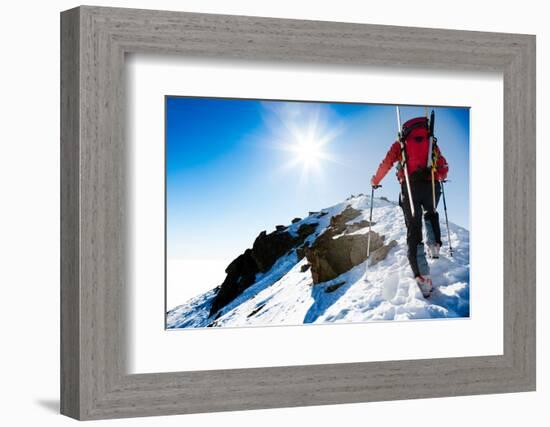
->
left=329, top=206, right=362, bottom=232
left=296, top=246, right=307, bottom=261
left=210, top=249, right=259, bottom=315
left=305, top=205, right=394, bottom=284
left=251, top=230, right=296, bottom=273
left=306, top=231, right=385, bottom=284
left=297, top=222, right=318, bottom=241
left=325, top=281, right=346, bottom=293
left=369, top=240, right=398, bottom=266
left=345, top=220, right=373, bottom=233
left=208, top=202, right=397, bottom=316
left=209, top=222, right=318, bottom=316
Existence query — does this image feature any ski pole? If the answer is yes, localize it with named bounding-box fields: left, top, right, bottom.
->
left=396, top=106, right=415, bottom=217
left=366, top=184, right=381, bottom=259
left=440, top=180, right=453, bottom=257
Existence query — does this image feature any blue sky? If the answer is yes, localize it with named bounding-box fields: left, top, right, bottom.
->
left=166, top=97, right=470, bottom=261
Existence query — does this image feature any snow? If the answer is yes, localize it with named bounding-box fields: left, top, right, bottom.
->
left=167, top=194, right=470, bottom=329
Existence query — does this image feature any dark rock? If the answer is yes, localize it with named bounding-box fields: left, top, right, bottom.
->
left=251, top=230, right=296, bottom=273
left=209, top=205, right=369, bottom=316
left=300, top=263, right=311, bottom=272
left=350, top=232, right=386, bottom=265
left=297, top=222, right=318, bottom=241
left=306, top=231, right=385, bottom=284
left=305, top=204, right=386, bottom=284
left=210, top=223, right=319, bottom=316
left=308, top=211, right=319, bottom=216
left=330, top=206, right=361, bottom=224
left=296, top=245, right=307, bottom=261
left=325, top=281, right=346, bottom=293
left=224, top=249, right=256, bottom=278
left=317, top=211, right=328, bottom=218
left=210, top=249, right=259, bottom=315
left=247, top=303, right=266, bottom=318
left=345, top=220, right=373, bottom=234
left=291, top=217, right=302, bottom=224
left=207, top=311, right=222, bottom=327
left=329, top=206, right=362, bottom=233
left=369, top=240, right=398, bottom=266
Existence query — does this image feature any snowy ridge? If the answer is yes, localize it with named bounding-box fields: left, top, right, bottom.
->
left=167, top=194, right=469, bottom=329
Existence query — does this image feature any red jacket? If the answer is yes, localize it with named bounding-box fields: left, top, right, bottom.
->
left=372, top=130, right=448, bottom=186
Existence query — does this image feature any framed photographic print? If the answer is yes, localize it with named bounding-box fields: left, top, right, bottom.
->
left=61, top=5, right=536, bottom=420
left=164, top=97, right=471, bottom=330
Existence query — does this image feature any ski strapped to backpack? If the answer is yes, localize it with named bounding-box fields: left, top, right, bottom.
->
left=396, top=106, right=415, bottom=217
left=426, top=109, right=438, bottom=210
left=426, top=108, right=453, bottom=257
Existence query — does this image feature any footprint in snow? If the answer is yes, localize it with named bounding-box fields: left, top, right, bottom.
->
left=382, top=272, right=400, bottom=301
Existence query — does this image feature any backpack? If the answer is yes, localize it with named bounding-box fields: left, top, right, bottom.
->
left=400, top=116, right=433, bottom=181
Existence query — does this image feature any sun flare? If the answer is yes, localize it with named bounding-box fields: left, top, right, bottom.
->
left=268, top=107, right=340, bottom=183
left=292, top=133, right=324, bottom=166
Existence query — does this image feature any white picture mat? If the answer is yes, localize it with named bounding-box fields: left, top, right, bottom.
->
left=126, top=54, right=503, bottom=374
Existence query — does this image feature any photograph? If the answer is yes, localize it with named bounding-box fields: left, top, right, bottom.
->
left=165, top=97, right=470, bottom=329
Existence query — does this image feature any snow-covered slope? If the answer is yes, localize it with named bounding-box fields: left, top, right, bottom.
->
left=167, top=195, right=469, bottom=329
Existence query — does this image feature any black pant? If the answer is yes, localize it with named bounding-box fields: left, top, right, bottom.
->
left=399, top=180, right=442, bottom=277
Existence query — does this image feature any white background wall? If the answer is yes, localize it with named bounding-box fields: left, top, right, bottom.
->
left=0, top=0, right=546, bottom=425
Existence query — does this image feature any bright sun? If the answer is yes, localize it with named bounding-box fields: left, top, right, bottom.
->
left=293, top=134, right=323, bottom=165
left=268, top=104, right=341, bottom=184
left=285, top=122, right=336, bottom=175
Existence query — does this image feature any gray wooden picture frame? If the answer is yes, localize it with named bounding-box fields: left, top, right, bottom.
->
left=60, top=5, right=536, bottom=421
